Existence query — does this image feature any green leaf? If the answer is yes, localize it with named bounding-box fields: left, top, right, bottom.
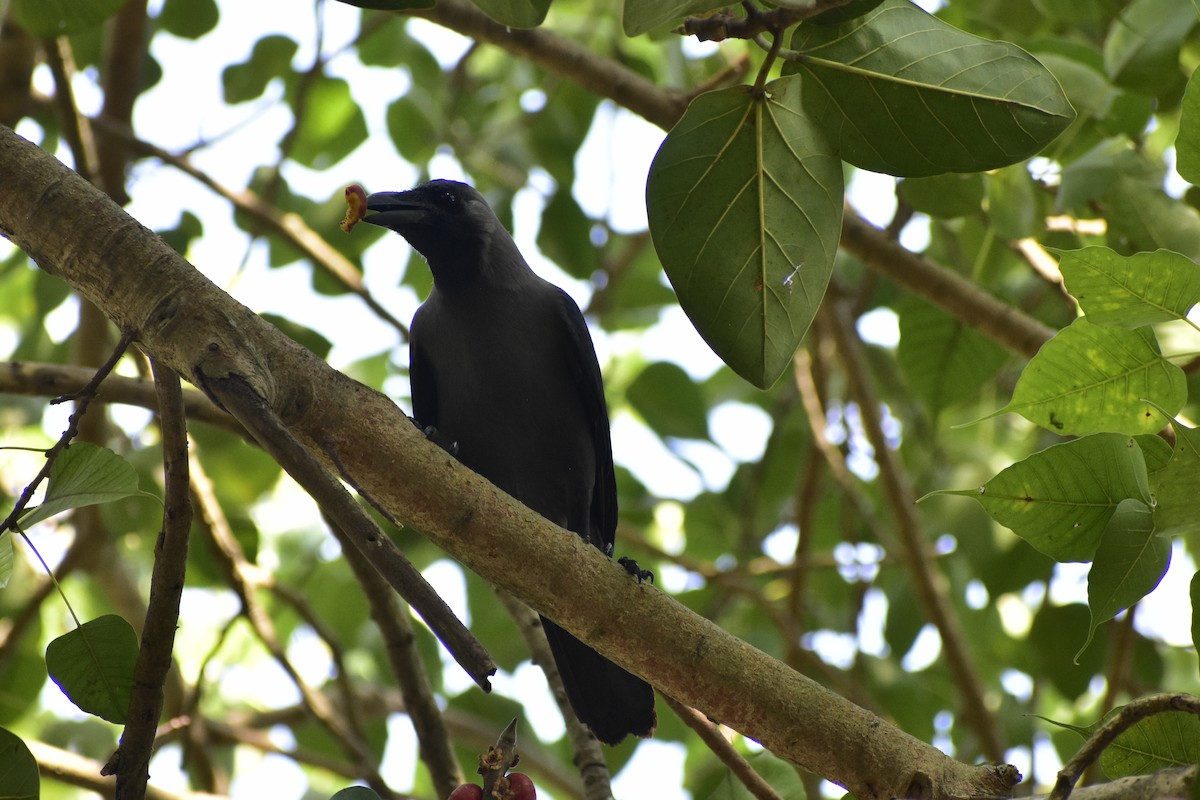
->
left=386, top=95, right=440, bottom=165
left=622, top=0, right=725, bottom=36
left=1102, top=0, right=1197, bottom=95
left=1100, top=711, right=1200, bottom=778
left=1135, top=432, right=1174, bottom=476
left=646, top=80, right=843, bottom=389
left=537, top=188, right=600, bottom=280
left=1151, top=420, right=1200, bottom=539
left=157, top=0, right=219, bottom=39
left=1080, top=498, right=1168, bottom=659
left=928, top=433, right=1150, bottom=562
left=1178, top=70, right=1200, bottom=185
left=1191, top=571, right=1200, bottom=667
left=0, top=727, right=38, bottom=800
left=287, top=76, right=368, bottom=169
left=331, top=787, right=383, bottom=799
left=469, top=0, right=550, bottom=28
left=986, top=318, right=1184, bottom=436
left=783, top=0, right=1075, bottom=176
left=810, top=0, right=886, bottom=25
left=896, top=296, right=1008, bottom=416
left=46, top=615, right=138, bottom=725
left=335, top=0, right=432, bottom=8
left=18, top=443, right=154, bottom=530
left=896, top=173, right=985, bottom=219
left=1108, top=173, right=1200, bottom=256
left=988, top=164, right=1040, bottom=240
left=1056, top=138, right=1143, bottom=212
left=0, top=621, right=47, bottom=727
left=0, top=532, right=10, bottom=590
left=1028, top=603, right=1109, bottom=699
left=222, top=35, right=298, bottom=104
left=1029, top=603, right=1109, bottom=699
left=627, top=362, right=710, bottom=440
left=706, top=750, right=807, bottom=799
left=1059, top=247, right=1200, bottom=327
left=10, top=0, right=126, bottom=36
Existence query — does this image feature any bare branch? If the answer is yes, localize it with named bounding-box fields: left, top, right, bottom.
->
left=664, top=695, right=783, bottom=800
left=115, top=360, right=193, bottom=798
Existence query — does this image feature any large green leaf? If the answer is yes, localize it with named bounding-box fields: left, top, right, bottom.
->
left=0, top=727, right=38, bottom=800
left=18, top=443, right=155, bottom=530
left=896, top=296, right=1008, bottom=416
left=10, top=0, right=126, bottom=36
left=1178, top=69, right=1200, bottom=185
left=1151, top=420, right=1200, bottom=539
left=783, top=0, right=1075, bottom=176
left=1100, top=710, right=1200, bottom=778
left=627, top=361, right=710, bottom=440
left=927, top=433, right=1151, bottom=562
left=1059, top=247, right=1200, bottom=327
left=287, top=76, right=368, bottom=170
left=1192, top=571, right=1200, bottom=665
left=896, top=173, right=984, bottom=219
left=158, top=0, right=218, bottom=39
left=469, top=0, right=550, bottom=28
left=222, top=36, right=299, bottom=105
left=46, top=615, right=138, bottom=725
left=0, top=532, right=10, bottom=590
left=646, top=79, right=843, bottom=389
left=622, top=0, right=725, bottom=36
left=331, top=788, right=383, bottom=800
left=985, top=318, right=1185, bottom=436
left=1108, top=173, right=1200, bottom=257
left=334, top=0, right=433, bottom=8
left=1102, top=0, right=1197, bottom=95
left=1081, top=498, right=1169, bottom=657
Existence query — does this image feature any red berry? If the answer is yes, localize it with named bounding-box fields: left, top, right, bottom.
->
left=447, top=784, right=483, bottom=800
left=507, top=773, right=536, bottom=800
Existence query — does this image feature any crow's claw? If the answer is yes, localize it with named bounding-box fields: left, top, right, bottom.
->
left=414, top=420, right=459, bottom=457
left=618, top=556, right=654, bottom=584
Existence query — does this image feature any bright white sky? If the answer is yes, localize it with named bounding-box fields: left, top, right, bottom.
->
left=3, top=0, right=1198, bottom=797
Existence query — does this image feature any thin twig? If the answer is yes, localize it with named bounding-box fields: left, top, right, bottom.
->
left=186, top=446, right=397, bottom=798
left=495, top=591, right=612, bottom=800
left=406, top=0, right=688, bottom=130
left=840, top=210, right=1055, bottom=357
left=0, top=360, right=243, bottom=436
left=820, top=299, right=1005, bottom=762
left=204, top=373, right=496, bottom=691
left=0, top=330, right=134, bottom=536
left=663, top=695, right=783, bottom=800
left=331, top=515, right=466, bottom=799
left=86, top=114, right=412, bottom=341
left=114, top=360, right=193, bottom=798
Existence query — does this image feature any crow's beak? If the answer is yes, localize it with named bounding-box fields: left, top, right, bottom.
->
left=362, top=191, right=431, bottom=230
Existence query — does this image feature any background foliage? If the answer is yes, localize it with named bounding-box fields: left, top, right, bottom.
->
left=2, top=0, right=1200, bottom=798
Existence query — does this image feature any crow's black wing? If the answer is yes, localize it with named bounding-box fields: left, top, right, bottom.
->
left=553, top=288, right=617, bottom=554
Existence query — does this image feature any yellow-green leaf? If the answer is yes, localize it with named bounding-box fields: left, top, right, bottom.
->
left=985, top=318, right=1184, bottom=435
left=1059, top=247, right=1200, bottom=327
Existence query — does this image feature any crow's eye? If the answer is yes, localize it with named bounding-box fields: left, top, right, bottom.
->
left=440, top=190, right=458, bottom=209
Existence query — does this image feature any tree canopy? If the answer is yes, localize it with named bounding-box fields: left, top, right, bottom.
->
left=1, top=0, right=1200, bottom=799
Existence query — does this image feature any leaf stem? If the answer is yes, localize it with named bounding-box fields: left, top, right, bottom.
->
left=14, top=527, right=84, bottom=630
left=753, top=29, right=784, bottom=95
